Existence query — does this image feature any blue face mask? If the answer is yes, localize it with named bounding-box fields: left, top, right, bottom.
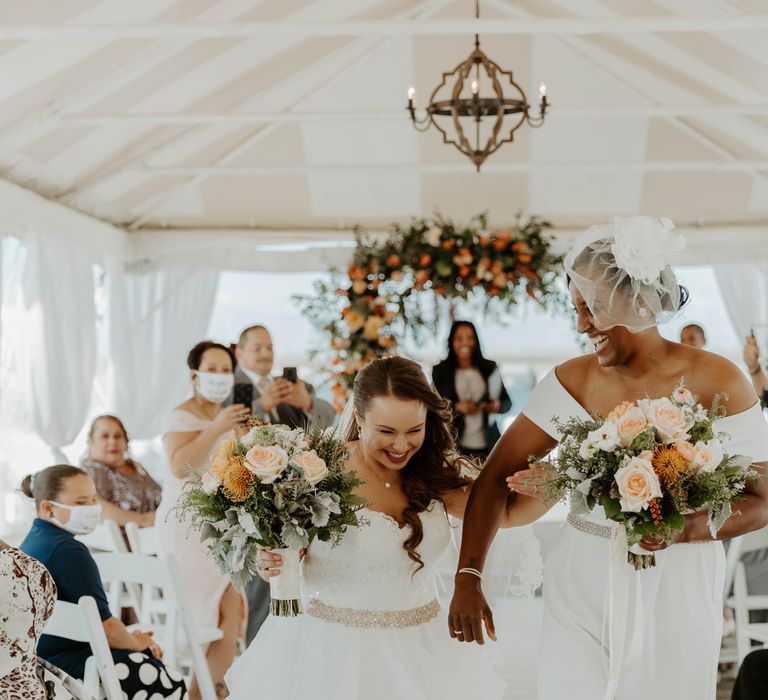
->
left=49, top=501, right=102, bottom=535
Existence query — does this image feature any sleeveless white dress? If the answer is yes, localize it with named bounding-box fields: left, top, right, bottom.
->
left=523, top=370, right=768, bottom=700
left=226, top=502, right=506, bottom=699
left=155, top=409, right=234, bottom=632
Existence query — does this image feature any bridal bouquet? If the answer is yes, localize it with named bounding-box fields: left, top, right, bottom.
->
left=543, top=382, right=756, bottom=569
left=179, top=421, right=366, bottom=615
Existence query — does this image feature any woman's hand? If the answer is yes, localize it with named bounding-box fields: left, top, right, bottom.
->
left=448, top=575, right=496, bottom=645
left=455, top=400, right=479, bottom=416
left=506, top=462, right=555, bottom=501
left=212, top=403, right=249, bottom=433
left=131, top=630, right=163, bottom=659
left=480, top=398, right=501, bottom=414
left=256, top=546, right=306, bottom=581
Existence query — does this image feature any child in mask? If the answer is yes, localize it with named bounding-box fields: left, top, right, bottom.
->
left=19, top=465, right=187, bottom=699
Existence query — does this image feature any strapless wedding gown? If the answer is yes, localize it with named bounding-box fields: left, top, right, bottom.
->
left=523, top=369, right=768, bottom=700
left=226, top=501, right=505, bottom=699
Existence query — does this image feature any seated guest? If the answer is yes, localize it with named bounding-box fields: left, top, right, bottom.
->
left=1, top=536, right=89, bottom=700
left=732, top=648, right=768, bottom=699
left=155, top=341, right=246, bottom=699
left=432, top=320, right=511, bottom=460
left=18, top=465, right=186, bottom=699
left=744, top=332, right=768, bottom=407
left=81, top=415, right=160, bottom=529
left=233, top=324, right=335, bottom=430
left=679, top=322, right=707, bottom=348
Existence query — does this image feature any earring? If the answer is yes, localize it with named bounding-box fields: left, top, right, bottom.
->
left=358, top=427, right=362, bottom=438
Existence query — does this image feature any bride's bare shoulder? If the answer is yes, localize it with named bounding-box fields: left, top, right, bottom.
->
left=687, top=348, right=755, bottom=413
left=555, top=355, right=600, bottom=391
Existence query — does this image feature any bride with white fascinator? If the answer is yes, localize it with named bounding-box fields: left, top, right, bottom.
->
left=449, top=216, right=768, bottom=700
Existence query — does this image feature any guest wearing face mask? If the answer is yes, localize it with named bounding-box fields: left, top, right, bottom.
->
left=18, top=465, right=186, bottom=699
left=80, top=415, right=161, bottom=531
left=431, top=321, right=511, bottom=461
left=154, top=340, right=247, bottom=700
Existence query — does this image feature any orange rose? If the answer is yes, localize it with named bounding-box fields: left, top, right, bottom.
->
left=441, top=239, right=455, bottom=251
left=387, top=254, right=401, bottom=267
left=518, top=252, right=533, bottom=264
left=511, top=241, right=527, bottom=253
left=419, top=253, right=432, bottom=267
left=458, top=265, right=471, bottom=278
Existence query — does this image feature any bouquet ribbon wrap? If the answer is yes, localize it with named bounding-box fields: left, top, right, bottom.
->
left=603, top=526, right=645, bottom=700
left=269, top=547, right=302, bottom=616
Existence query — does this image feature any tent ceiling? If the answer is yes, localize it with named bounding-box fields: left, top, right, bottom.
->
left=1, top=0, right=768, bottom=235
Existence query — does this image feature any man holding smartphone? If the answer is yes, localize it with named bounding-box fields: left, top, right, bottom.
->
left=230, top=324, right=336, bottom=644
left=232, top=324, right=334, bottom=430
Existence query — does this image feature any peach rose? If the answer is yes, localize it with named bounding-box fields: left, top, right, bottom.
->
left=674, top=440, right=696, bottom=462
left=345, top=310, right=364, bottom=333
left=352, top=280, right=368, bottom=295
left=616, top=407, right=648, bottom=448
left=244, top=445, right=289, bottom=483
left=607, top=401, right=633, bottom=422
left=293, top=450, right=329, bottom=485
left=643, top=397, right=691, bottom=443
left=363, top=316, right=385, bottom=342
left=615, top=456, right=663, bottom=513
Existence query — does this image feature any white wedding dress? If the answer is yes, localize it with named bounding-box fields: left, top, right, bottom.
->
left=226, top=501, right=506, bottom=699
left=523, top=369, right=768, bottom=700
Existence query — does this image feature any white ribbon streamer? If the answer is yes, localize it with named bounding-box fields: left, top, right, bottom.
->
left=602, top=526, right=645, bottom=700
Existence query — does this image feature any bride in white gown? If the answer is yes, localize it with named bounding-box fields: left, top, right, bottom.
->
left=449, top=216, right=768, bottom=700
left=226, top=356, right=531, bottom=699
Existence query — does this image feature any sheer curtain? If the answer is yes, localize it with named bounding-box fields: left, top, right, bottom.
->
left=107, top=261, right=220, bottom=439
left=19, top=231, right=98, bottom=461
left=714, top=264, right=768, bottom=340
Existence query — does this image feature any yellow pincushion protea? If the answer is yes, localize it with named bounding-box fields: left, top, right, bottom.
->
left=652, top=446, right=689, bottom=487
left=211, top=438, right=238, bottom=481
left=221, top=457, right=256, bottom=502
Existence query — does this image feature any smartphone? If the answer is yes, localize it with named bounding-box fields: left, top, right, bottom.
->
left=282, top=367, right=298, bottom=383
left=233, top=383, right=254, bottom=407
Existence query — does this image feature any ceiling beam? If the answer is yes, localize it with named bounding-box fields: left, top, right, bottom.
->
left=50, top=104, right=768, bottom=127
left=135, top=161, right=768, bottom=175
left=1, top=16, right=767, bottom=40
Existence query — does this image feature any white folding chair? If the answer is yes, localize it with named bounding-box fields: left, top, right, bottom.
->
left=124, top=521, right=159, bottom=555
left=725, top=527, right=768, bottom=663
left=77, top=519, right=125, bottom=553
left=93, top=552, right=219, bottom=700
left=44, top=596, right=123, bottom=700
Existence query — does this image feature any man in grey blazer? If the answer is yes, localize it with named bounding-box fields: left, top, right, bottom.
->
left=231, top=324, right=336, bottom=643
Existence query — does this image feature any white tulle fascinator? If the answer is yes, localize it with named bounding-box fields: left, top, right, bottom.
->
left=565, top=216, right=686, bottom=332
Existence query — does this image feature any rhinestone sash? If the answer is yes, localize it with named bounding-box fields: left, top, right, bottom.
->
left=306, top=598, right=440, bottom=629
left=567, top=512, right=613, bottom=538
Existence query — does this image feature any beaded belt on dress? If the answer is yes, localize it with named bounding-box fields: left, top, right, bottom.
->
left=567, top=511, right=702, bottom=545
left=306, top=598, right=440, bottom=628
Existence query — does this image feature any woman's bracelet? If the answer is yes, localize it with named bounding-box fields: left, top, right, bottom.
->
left=456, top=567, right=483, bottom=580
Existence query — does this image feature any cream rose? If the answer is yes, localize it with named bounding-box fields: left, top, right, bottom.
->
left=643, top=397, right=691, bottom=443
left=244, top=445, right=289, bottom=483
left=292, top=450, right=329, bottom=486
left=673, top=386, right=694, bottom=406
left=616, top=407, right=648, bottom=448
left=692, top=439, right=724, bottom=473
left=674, top=440, right=696, bottom=462
left=615, top=456, right=663, bottom=513
left=425, top=226, right=442, bottom=247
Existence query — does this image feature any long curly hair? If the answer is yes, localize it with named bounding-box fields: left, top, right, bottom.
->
left=345, top=356, right=473, bottom=571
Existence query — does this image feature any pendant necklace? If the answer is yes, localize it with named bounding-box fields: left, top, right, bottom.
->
left=357, top=443, right=395, bottom=489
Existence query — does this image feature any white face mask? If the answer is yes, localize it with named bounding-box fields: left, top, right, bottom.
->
left=195, top=371, right=234, bottom=404
left=49, top=502, right=102, bottom=535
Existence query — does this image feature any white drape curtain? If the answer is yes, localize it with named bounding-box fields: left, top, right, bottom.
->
left=108, top=262, right=220, bottom=439
left=713, top=264, right=768, bottom=341
left=19, top=231, right=98, bottom=461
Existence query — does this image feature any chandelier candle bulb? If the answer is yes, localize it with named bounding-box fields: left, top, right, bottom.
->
left=471, top=80, right=478, bottom=95
left=408, top=86, right=415, bottom=102
left=539, top=82, right=547, bottom=100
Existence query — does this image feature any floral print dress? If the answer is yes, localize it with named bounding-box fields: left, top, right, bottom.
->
left=0, top=546, right=88, bottom=700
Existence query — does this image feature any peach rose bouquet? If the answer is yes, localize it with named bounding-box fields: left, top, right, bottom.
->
left=543, top=381, right=756, bottom=569
left=179, top=420, right=366, bottom=615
